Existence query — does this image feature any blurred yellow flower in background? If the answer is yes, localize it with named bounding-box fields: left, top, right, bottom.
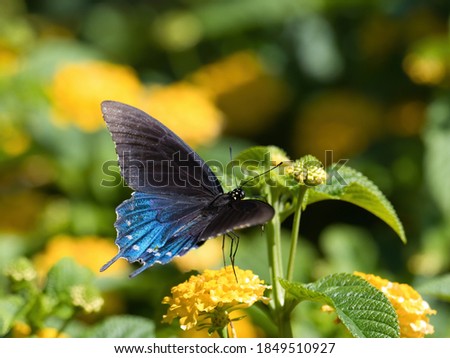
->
left=162, top=266, right=270, bottom=335
left=11, top=322, right=32, bottom=338
left=33, top=234, right=128, bottom=277
left=0, top=47, right=20, bottom=77
left=49, top=61, right=142, bottom=132
left=0, top=190, right=46, bottom=233
left=190, top=51, right=268, bottom=100
left=355, top=272, right=436, bottom=338
left=386, top=100, right=426, bottom=137
left=173, top=237, right=223, bottom=272
left=294, top=90, right=382, bottom=162
left=11, top=322, right=69, bottom=338
left=403, top=53, right=447, bottom=86
left=140, top=82, right=223, bottom=147
left=36, top=327, right=69, bottom=338
left=0, top=118, right=31, bottom=156
left=402, top=36, right=450, bottom=86
left=189, top=51, right=290, bottom=136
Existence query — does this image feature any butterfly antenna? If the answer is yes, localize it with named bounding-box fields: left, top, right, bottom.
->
left=239, top=161, right=284, bottom=188
left=229, top=146, right=239, bottom=189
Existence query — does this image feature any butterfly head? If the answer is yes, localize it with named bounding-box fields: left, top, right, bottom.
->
left=230, top=188, right=245, bottom=201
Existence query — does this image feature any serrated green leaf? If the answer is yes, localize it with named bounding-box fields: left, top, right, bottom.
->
left=417, top=274, right=450, bottom=302
left=0, top=295, right=25, bottom=336
left=88, top=315, right=155, bottom=338
left=45, top=258, right=95, bottom=302
left=307, top=166, right=406, bottom=243
left=280, top=273, right=400, bottom=338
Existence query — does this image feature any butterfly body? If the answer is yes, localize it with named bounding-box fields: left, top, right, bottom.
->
left=100, top=101, right=274, bottom=277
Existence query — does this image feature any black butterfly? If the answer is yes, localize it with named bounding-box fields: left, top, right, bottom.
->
left=100, top=101, right=274, bottom=277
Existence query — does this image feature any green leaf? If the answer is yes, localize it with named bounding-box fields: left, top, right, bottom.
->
left=0, top=295, right=25, bottom=336
left=280, top=273, right=400, bottom=338
left=45, top=258, right=95, bottom=302
left=88, top=315, right=155, bottom=338
left=307, top=166, right=406, bottom=243
left=416, top=274, right=450, bottom=302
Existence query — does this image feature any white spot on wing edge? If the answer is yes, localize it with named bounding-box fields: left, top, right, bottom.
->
left=132, top=245, right=140, bottom=251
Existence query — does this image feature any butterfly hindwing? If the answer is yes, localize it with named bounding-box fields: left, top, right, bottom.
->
left=200, top=200, right=275, bottom=240
left=100, top=192, right=212, bottom=277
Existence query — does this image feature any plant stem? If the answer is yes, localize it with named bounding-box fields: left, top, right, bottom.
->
left=266, top=192, right=291, bottom=336
left=218, top=325, right=228, bottom=338
left=286, top=186, right=308, bottom=282
left=266, top=196, right=283, bottom=310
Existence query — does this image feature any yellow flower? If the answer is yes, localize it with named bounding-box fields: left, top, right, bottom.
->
left=140, top=82, right=223, bottom=148
left=189, top=51, right=268, bottom=100
left=354, top=272, right=436, bottom=338
left=403, top=54, right=447, bottom=86
left=49, top=61, right=142, bottom=132
left=189, top=51, right=290, bottom=135
left=0, top=190, right=45, bottom=233
left=36, top=327, right=69, bottom=338
left=294, top=90, right=382, bottom=161
left=33, top=235, right=128, bottom=277
left=0, top=118, right=31, bottom=156
left=11, top=322, right=32, bottom=338
left=0, top=47, right=20, bottom=77
left=173, top=238, right=223, bottom=272
left=162, top=266, right=270, bottom=335
left=402, top=36, right=450, bottom=87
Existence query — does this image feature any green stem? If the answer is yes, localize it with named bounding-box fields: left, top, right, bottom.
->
left=217, top=325, right=228, bottom=338
left=266, top=192, right=292, bottom=337
left=286, top=186, right=308, bottom=282
left=266, top=195, right=283, bottom=310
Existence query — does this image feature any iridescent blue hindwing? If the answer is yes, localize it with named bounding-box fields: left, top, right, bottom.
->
left=100, top=192, right=211, bottom=277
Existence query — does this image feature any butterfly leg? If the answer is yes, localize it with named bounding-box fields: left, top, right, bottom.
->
left=226, top=231, right=240, bottom=282
left=221, top=235, right=227, bottom=268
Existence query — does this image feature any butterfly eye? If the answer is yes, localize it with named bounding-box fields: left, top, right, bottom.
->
left=230, top=188, right=245, bottom=201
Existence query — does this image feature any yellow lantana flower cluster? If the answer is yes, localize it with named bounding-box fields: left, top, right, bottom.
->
left=162, top=266, right=270, bottom=334
left=355, top=272, right=436, bottom=338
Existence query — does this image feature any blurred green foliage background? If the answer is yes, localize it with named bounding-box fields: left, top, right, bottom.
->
left=1, top=0, right=449, bottom=337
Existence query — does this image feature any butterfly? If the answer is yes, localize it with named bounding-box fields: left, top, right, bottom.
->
left=100, top=101, right=275, bottom=277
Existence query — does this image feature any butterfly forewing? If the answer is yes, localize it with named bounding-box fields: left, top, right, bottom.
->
left=101, top=101, right=223, bottom=198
